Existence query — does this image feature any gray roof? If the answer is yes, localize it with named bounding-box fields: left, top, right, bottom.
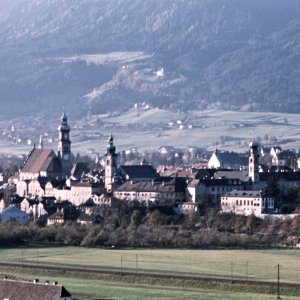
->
left=214, top=170, right=250, bottom=182
left=223, top=190, right=263, bottom=198
left=116, top=177, right=186, bottom=193
left=199, top=178, right=245, bottom=187
left=259, top=171, right=300, bottom=182
left=71, top=162, right=90, bottom=178
left=195, top=168, right=217, bottom=179
left=214, top=151, right=248, bottom=167
left=119, top=165, right=159, bottom=180
left=0, top=279, right=71, bottom=300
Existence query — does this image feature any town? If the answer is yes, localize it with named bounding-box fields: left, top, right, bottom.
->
left=0, top=111, right=299, bottom=227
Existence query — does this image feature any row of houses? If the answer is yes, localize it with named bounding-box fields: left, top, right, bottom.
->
left=207, top=146, right=300, bottom=170
left=16, top=178, right=103, bottom=206
left=0, top=139, right=299, bottom=223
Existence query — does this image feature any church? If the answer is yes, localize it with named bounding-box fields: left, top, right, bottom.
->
left=19, top=111, right=74, bottom=181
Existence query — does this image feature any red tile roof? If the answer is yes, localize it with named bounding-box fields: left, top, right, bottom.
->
left=21, top=148, right=60, bottom=173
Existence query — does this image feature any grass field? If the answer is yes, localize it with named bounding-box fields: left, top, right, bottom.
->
left=70, top=108, right=300, bottom=154
left=2, top=270, right=299, bottom=300
left=1, top=109, right=300, bottom=155
left=0, top=247, right=300, bottom=299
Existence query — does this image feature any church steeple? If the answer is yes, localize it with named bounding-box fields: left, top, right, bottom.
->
left=249, top=140, right=260, bottom=183
left=58, top=110, right=72, bottom=175
left=105, top=134, right=118, bottom=193
left=107, top=134, right=116, bottom=155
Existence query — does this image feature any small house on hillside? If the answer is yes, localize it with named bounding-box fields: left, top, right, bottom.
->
left=0, top=278, right=72, bottom=300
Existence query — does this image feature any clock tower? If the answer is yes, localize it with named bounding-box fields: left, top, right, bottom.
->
left=105, top=134, right=118, bottom=193
left=58, top=111, right=72, bottom=175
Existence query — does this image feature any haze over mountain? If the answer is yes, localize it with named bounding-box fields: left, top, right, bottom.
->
left=0, top=0, right=300, bottom=118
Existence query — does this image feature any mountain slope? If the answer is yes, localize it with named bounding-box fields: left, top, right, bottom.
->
left=0, top=0, right=300, bottom=117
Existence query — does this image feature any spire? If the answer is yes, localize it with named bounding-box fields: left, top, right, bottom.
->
left=107, top=134, right=116, bottom=155
left=249, top=138, right=260, bottom=183
left=249, top=139, right=259, bottom=148
left=57, top=110, right=72, bottom=175
left=105, top=134, right=118, bottom=193
left=57, top=108, right=70, bottom=132
left=38, top=135, right=44, bottom=149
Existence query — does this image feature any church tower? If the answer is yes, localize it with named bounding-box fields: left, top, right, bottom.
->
left=58, top=111, right=72, bottom=175
left=105, top=134, right=118, bottom=193
left=249, top=140, right=260, bottom=183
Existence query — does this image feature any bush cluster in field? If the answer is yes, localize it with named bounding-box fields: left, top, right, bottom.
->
left=0, top=202, right=299, bottom=248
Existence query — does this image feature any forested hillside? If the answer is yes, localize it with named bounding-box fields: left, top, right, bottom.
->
left=0, top=0, right=299, bottom=117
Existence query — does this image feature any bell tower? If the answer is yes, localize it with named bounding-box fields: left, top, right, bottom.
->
left=105, top=134, right=118, bottom=193
left=58, top=111, right=72, bottom=175
left=249, top=140, right=260, bottom=183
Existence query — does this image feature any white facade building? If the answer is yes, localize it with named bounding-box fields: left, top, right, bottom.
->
left=221, top=190, right=274, bottom=217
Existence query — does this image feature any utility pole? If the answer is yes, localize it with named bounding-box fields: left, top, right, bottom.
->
left=230, top=262, right=235, bottom=283
left=36, top=248, right=39, bottom=266
left=135, top=254, right=138, bottom=275
left=276, top=264, right=281, bottom=299
left=121, top=255, right=123, bottom=275
left=245, top=261, right=248, bottom=280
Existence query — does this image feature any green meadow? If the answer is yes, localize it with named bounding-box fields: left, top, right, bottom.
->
left=0, top=247, right=300, bottom=299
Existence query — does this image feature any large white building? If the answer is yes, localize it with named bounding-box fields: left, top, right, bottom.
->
left=114, top=177, right=186, bottom=206
left=221, top=190, right=275, bottom=217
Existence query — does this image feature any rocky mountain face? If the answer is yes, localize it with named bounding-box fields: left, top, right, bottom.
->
left=0, top=0, right=300, bottom=117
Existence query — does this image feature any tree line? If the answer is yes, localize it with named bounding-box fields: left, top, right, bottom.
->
left=0, top=202, right=299, bottom=248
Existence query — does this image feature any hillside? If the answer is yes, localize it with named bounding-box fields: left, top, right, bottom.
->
left=0, top=0, right=300, bottom=117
